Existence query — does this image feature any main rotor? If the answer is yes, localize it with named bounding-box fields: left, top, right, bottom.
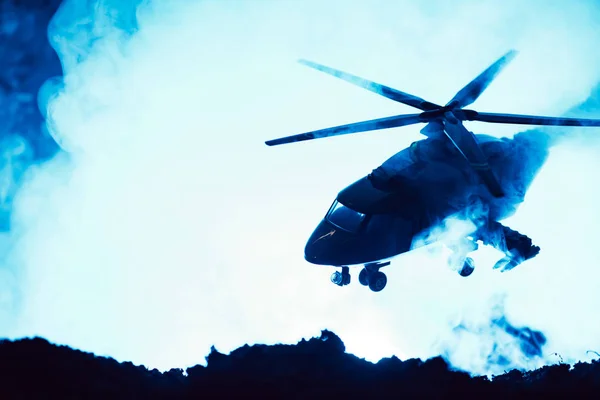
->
left=265, top=50, right=600, bottom=197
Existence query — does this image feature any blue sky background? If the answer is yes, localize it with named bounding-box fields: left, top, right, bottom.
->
left=3, top=0, right=600, bottom=376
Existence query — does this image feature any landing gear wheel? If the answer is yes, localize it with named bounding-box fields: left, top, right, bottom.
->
left=458, top=257, right=475, bottom=278
left=358, top=268, right=370, bottom=286
left=458, top=257, right=475, bottom=277
left=368, top=271, right=387, bottom=292
left=459, top=265, right=475, bottom=277
left=331, top=267, right=351, bottom=286
left=331, top=271, right=343, bottom=286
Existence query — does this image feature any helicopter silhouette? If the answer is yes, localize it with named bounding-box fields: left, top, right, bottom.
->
left=265, top=50, right=600, bottom=292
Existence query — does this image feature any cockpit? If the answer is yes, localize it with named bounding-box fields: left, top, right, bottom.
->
left=325, top=200, right=371, bottom=233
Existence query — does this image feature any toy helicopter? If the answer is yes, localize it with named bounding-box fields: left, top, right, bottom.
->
left=265, top=50, right=600, bottom=292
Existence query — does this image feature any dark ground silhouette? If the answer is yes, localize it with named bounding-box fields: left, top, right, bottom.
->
left=1, top=330, right=599, bottom=398
left=2, top=1, right=600, bottom=398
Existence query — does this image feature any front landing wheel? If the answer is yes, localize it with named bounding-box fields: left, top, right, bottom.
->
left=331, top=267, right=351, bottom=286
left=331, top=271, right=343, bottom=285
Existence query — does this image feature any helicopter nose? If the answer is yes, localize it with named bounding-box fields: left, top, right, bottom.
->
left=304, top=219, right=352, bottom=265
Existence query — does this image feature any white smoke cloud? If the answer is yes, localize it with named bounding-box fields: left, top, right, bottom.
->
left=4, top=0, right=600, bottom=375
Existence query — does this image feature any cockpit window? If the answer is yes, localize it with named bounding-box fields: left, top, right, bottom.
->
left=325, top=200, right=368, bottom=233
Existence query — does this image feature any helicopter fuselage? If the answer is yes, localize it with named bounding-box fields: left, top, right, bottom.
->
left=304, top=129, right=550, bottom=267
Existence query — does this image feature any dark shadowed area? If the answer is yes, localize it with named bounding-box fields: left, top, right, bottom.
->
left=1, top=331, right=599, bottom=398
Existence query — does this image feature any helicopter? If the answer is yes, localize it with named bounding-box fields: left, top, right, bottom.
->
left=265, top=50, right=600, bottom=292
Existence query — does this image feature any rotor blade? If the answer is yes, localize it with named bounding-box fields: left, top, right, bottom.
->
left=457, top=110, right=600, bottom=127
left=447, top=50, right=518, bottom=109
left=298, top=59, right=441, bottom=111
left=265, top=114, right=423, bottom=146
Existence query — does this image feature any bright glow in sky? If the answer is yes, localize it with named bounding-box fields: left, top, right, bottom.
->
left=3, top=0, right=600, bottom=376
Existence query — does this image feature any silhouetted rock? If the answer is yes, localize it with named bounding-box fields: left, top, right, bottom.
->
left=1, top=331, right=600, bottom=398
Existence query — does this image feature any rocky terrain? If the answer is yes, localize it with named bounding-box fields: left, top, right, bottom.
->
left=1, top=330, right=599, bottom=398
